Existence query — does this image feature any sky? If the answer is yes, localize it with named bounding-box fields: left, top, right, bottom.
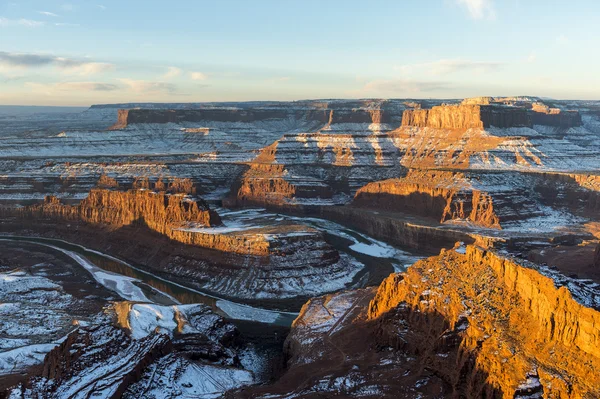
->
left=0, top=0, right=598, bottom=106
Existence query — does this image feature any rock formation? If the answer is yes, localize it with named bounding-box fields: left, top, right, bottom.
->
left=237, top=245, right=600, bottom=398
left=401, top=101, right=582, bottom=131
left=368, top=246, right=600, bottom=397
left=21, top=188, right=220, bottom=234
left=401, top=104, right=532, bottom=129
left=353, top=170, right=502, bottom=228
left=8, top=303, right=254, bottom=398
left=2, top=97, right=600, bottom=397
left=530, top=104, right=583, bottom=127
left=108, top=101, right=401, bottom=130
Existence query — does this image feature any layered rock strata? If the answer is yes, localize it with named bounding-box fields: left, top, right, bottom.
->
left=9, top=190, right=282, bottom=256
left=401, top=104, right=532, bottom=129
left=368, top=246, right=600, bottom=397
left=353, top=170, right=502, bottom=228
left=401, top=103, right=582, bottom=130
left=8, top=303, right=254, bottom=398
left=239, top=245, right=600, bottom=398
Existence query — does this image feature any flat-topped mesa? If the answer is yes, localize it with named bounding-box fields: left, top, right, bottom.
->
left=531, top=102, right=583, bottom=127
left=108, top=104, right=402, bottom=130
left=108, top=108, right=328, bottom=130
left=401, top=99, right=583, bottom=130
left=367, top=245, right=600, bottom=397
left=401, top=104, right=532, bottom=129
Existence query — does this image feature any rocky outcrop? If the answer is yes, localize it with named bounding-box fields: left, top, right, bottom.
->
left=353, top=171, right=502, bottom=228
left=9, top=190, right=290, bottom=256
left=131, top=177, right=197, bottom=195
left=368, top=246, right=600, bottom=397
left=21, top=189, right=220, bottom=234
left=400, top=102, right=582, bottom=131
left=10, top=303, right=253, bottom=399
left=109, top=108, right=326, bottom=129
left=401, top=104, right=532, bottom=129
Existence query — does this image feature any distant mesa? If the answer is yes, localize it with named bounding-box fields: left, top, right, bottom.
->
left=402, top=97, right=582, bottom=129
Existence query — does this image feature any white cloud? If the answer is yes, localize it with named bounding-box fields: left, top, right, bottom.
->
left=526, top=52, right=536, bottom=63
left=38, top=11, right=59, bottom=17
left=118, top=78, right=178, bottom=93
left=58, top=61, right=115, bottom=76
left=0, top=52, right=114, bottom=77
left=395, top=58, right=503, bottom=76
left=190, top=71, right=207, bottom=81
left=0, top=17, right=45, bottom=27
left=163, top=66, right=182, bottom=79
left=96, top=5, right=106, bottom=10
left=456, top=0, right=495, bottom=20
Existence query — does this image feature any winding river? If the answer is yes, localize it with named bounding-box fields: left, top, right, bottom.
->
left=0, top=235, right=298, bottom=327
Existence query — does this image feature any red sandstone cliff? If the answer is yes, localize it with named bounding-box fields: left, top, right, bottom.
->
left=401, top=103, right=582, bottom=130
left=353, top=171, right=502, bottom=229
left=401, top=104, right=531, bottom=129
left=367, top=246, right=600, bottom=397
left=22, top=189, right=220, bottom=234
left=11, top=190, right=282, bottom=256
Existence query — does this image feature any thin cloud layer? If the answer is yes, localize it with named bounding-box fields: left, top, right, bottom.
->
left=396, top=58, right=504, bottom=76
left=26, top=81, right=119, bottom=92
left=163, top=67, right=182, bottom=79
left=362, top=79, right=451, bottom=94
left=118, top=78, right=178, bottom=94
left=38, top=11, right=60, bottom=17
left=190, top=71, right=207, bottom=81
left=0, top=51, right=114, bottom=76
left=456, top=0, right=495, bottom=19
left=0, top=17, right=45, bottom=27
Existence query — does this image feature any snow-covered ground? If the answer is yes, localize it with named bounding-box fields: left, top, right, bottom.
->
left=213, top=207, right=422, bottom=268
left=0, top=270, right=75, bottom=375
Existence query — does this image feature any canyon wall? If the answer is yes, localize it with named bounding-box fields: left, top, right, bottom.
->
left=352, top=171, right=501, bottom=228
left=109, top=105, right=400, bottom=130
left=10, top=189, right=282, bottom=256
left=401, top=104, right=582, bottom=129
left=21, top=189, right=220, bottom=234
left=531, top=103, right=583, bottom=128
left=401, top=104, right=531, bottom=129
left=534, top=172, right=600, bottom=215
left=368, top=246, right=600, bottom=397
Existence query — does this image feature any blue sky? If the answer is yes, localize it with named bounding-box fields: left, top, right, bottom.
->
left=0, top=0, right=598, bottom=105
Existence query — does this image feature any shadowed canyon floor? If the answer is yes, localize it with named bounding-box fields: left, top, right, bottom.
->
left=1, top=97, right=600, bottom=398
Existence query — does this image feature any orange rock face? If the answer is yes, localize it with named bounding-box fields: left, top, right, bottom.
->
left=402, top=104, right=531, bottom=129
left=353, top=170, right=501, bottom=228
left=368, top=246, right=600, bottom=398
left=13, top=189, right=280, bottom=256
left=233, top=163, right=297, bottom=207
left=23, top=189, right=220, bottom=234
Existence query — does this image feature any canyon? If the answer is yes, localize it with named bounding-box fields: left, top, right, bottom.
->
left=1, top=97, right=599, bottom=398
